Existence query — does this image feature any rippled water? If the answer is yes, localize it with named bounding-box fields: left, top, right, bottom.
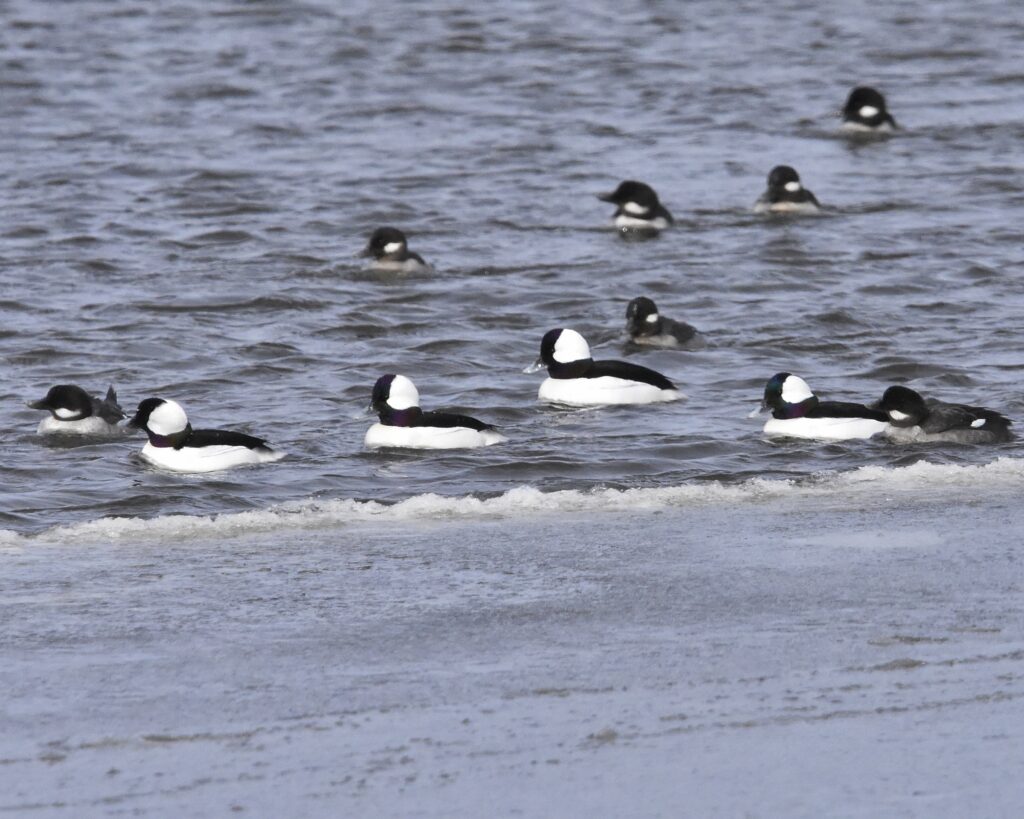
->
left=3, top=0, right=1024, bottom=534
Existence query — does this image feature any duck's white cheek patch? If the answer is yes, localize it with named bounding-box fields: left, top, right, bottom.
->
left=784, top=181, right=801, bottom=192
left=54, top=407, right=77, bottom=419
left=781, top=376, right=813, bottom=404
left=382, top=241, right=403, bottom=255
left=553, top=330, right=591, bottom=363
left=623, top=201, right=649, bottom=216
left=645, top=313, right=659, bottom=323
left=387, top=375, right=420, bottom=410
left=149, top=401, right=189, bottom=435
left=971, top=418, right=985, bottom=428
left=858, top=105, right=879, bottom=118
left=888, top=409, right=911, bottom=422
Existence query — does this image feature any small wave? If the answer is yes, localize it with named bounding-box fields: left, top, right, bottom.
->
left=187, top=229, right=257, bottom=244
left=857, top=361, right=963, bottom=380
left=57, top=234, right=101, bottom=246
left=186, top=169, right=257, bottom=183
left=2, top=225, right=48, bottom=239
left=178, top=203, right=276, bottom=218
left=79, top=259, right=119, bottom=274
left=4, top=458, right=1022, bottom=548
left=169, top=84, right=256, bottom=101
left=248, top=122, right=307, bottom=137
left=133, top=296, right=324, bottom=313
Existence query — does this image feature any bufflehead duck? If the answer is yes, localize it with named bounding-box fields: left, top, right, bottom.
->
left=753, top=166, right=821, bottom=214
left=759, top=373, right=888, bottom=440
left=29, top=384, right=124, bottom=435
left=598, top=180, right=674, bottom=232
left=625, top=297, right=698, bottom=348
left=841, top=86, right=897, bottom=133
left=876, top=386, right=1012, bottom=444
left=365, top=374, right=505, bottom=450
left=128, top=397, right=285, bottom=472
left=533, top=328, right=681, bottom=406
left=360, top=227, right=430, bottom=272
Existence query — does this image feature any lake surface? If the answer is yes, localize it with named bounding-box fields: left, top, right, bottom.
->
left=2, top=0, right=1023, bottom=815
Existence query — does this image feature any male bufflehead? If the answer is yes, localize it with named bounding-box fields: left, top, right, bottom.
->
left=29, top=384, right=124, bottom=435
left=365, top=374, right=505, bottom=450
left=841, top=86, right=897, bottom=133
left=532, top=328, right=681, bottom=406
left=625, top=297, right=698, bottom=348
left=876, top=386, right=1012, bottom=444
left=360, top=227, right=430, bottom=272
left=128, top=397, right=285, bottom=472
left=759, top=372, right=888, bottom=440
left=598, top=180, right=674, bottom=232
left=753, top=166, right=821, bottom=214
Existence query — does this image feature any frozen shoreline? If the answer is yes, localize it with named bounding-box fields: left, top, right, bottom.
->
left=3, top=484, right=1023, bottom=817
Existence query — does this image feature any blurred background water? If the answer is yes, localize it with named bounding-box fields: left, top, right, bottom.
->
left=2, top=0, right=1023, bottom=535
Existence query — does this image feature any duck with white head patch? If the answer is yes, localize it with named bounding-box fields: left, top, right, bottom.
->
left=29, top=384, right=124, bottom=435
left=532, top=328, right=681, bottom=406
left=365, top=375, right=505, bottom=450
left=598, top=180, right=674, bottom=232
left=625, top=297, right=698, bottom=348
left=875, top=386, right=1012, bottom=444
left=753, top=166, right=821, bottom=215
left=128, top=398, right=285, bottom=472
left=758, top=372, right=888, bottom=440
left=360, top=226, right=430, bottom=272
left=841, top=86, right=897, bottom=133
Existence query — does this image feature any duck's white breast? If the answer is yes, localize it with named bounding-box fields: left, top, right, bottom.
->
left=629, top=333, right=680, bottom=349
left=538, top=376, right=680, bottom=407
left=37, top=417, right=120, bottom=436
left=364, top=423, right=505, bottom=450
left=613, top=214, right=668, bottom=231
left=841, top=120, right=894, bottom=134
left=763, top=416, right=887, bottom=441
left=140, top=442, right=284, bottom=472
left=753, top=199, right=820, bottom=215
left=371, top=258, right=431, bottom=274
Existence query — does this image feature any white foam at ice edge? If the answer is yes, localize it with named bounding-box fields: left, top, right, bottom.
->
left=2, top=457, right=1023, bottom=548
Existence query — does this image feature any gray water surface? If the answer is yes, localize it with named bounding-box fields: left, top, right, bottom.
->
left=2, top=0, right=1023, bottom=534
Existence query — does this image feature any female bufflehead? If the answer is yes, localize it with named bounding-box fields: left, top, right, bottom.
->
left=876, top=386, right=1012, bottom=444
left=759, top=373, right=888, bottom=440
left=533, top=328, right=681, bottom=406
left=625, top=297, right=698, bottom=348
left=841, top=86, right=897, bottom=133
left=365, top=374, right=505, bottom=450
left=753, top=166, right=821, bottom=214
left=598, top=180, right=674, bottom=232
left=128, top=397, right=285, bottom=472
left=29, top=384, right=124, bottom=435
left=360, top=227, right=430, bottom=272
